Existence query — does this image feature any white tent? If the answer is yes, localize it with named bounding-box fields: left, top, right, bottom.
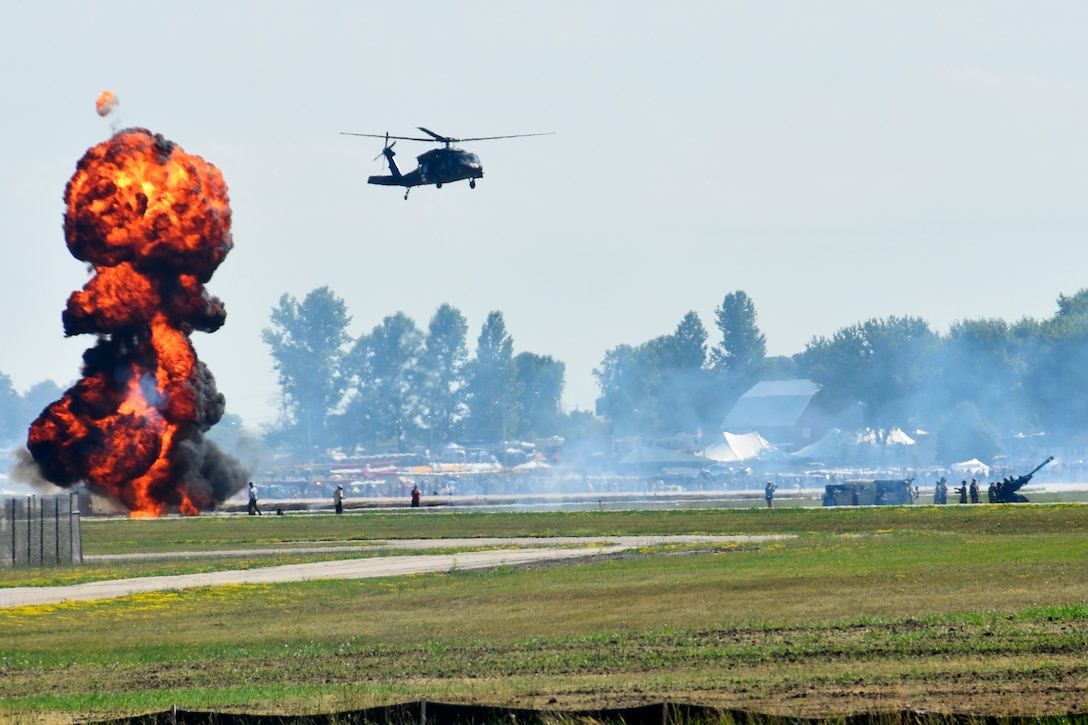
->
left=793, top=428, right=912, bottom=463
left=702, top=431, right=769, bottom=462
left=951, top=458, right=990, bottom=477
left=885, top=428, right=915, bottom=446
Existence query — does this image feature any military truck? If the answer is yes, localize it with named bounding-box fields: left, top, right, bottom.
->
left=822, top=479, right=917, bottom=506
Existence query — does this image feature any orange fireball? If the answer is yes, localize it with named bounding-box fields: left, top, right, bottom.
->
left=27, top=128, right=246, bottom=517
left=95, top=90, right=117, bottom=117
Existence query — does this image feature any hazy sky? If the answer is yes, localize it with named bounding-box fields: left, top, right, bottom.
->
left=3, top=2, right=1088, bottom=430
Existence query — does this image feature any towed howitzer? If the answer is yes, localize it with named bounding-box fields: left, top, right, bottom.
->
left=989, top=456, right=1054, bottom=503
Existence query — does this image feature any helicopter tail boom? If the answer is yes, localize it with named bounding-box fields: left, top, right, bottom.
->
left=378, top=142, right=401, bottom=178
left=367, top=174, right=408, bottom=186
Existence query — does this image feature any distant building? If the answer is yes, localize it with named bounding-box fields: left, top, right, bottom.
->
left=720, top=379, right=831, bottom=451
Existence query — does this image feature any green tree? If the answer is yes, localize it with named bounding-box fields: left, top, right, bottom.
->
left=707, top=291, right=768, bottom=422
left=1055, top=288, right=1088, bottom=318
left=1023, top=289, right=1088, bottom=434
left=593, top=343, right=660, bottom=436
left=801, top=316, right=938, bottom=437
left=514, top=352, right=566, bottom=439
left=652, top=311, right=711, bottom=432
left=464, top=311, right=520, bottom=443
left=594, top=312, right=711, bottom=435
left=664, top=311, right=708, bottom=372
left=261, top=287, right=352, bottom=456
left=341, top=311, right=423, bottom=451
left=418, top=304, right=469, bottom=448
left=710, top=291, right=766, bottom=377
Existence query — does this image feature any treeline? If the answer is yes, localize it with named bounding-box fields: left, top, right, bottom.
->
left=597, top=288, right=1088, bottom=463
left=798, top=288, right=1088, bottom=461
left=264, top=285, right=1088, bottom=461
left=261, top=287, right=572, bottom=456
left=261, top=288, right=782, bottom=456
left=260, top=288, right=781, bottom=456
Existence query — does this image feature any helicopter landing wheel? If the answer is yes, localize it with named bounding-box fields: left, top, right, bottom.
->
left=436, top=182, right=442, bottom=189
left=469, top=179, right=476, bottom=189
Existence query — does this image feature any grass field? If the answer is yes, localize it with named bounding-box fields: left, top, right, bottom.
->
left=2, top=505, right=1087, bottom=722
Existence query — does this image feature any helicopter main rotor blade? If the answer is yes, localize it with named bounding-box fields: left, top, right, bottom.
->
left=452, top=132, right=556, bottom=142
left=417, top=127, right=555, bottom=143
left=344, top=129, right=556, bottom=144
left=417, top=127, right=454, bottom=144
left=341, top=131, right=436, bottom=142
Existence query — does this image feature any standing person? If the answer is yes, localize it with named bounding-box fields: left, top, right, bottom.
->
left=333, top=484, right=344, bottom=514
left=936, top=477, right=948, bottom=505
left=247, top=481, right=262, bottom=516
left=969, top=479, right=980, bottom=504
left=764, top=481, right=776, bottom=508
left=411, top=484, right=421, bottom=508
left=956, top=481, right=968, bottom=504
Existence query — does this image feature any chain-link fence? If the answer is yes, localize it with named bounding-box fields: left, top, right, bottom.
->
left=0, top=493, right=82, bottom=567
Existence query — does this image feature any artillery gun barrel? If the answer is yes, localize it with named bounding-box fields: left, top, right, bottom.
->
left=1024, top=455, right=1055, bottom=480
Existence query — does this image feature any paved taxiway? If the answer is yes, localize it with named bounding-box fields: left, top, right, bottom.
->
left=0, top=535, right=789, bottom=609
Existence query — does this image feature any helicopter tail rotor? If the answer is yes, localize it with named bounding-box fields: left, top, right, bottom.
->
left=373, top=133, right=397, bottom=164
left=374, top=133, right=402, bottom=178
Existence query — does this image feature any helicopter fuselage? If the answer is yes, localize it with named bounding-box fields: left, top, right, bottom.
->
left=368, top=147, right=482, bottom=190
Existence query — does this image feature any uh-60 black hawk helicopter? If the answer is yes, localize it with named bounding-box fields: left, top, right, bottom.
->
left=340, top=127, right=553, bottom=199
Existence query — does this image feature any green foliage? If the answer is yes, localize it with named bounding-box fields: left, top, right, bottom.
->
left=1023, top=290, right=1088, bottom=434
left=593, top=342, right=659, bottom=434
left=668, top=310, right=709, bottom=372
left=340, top=311, right=423, bottom=451
left=417, top=303, right=470, bottom=447
left=801, top=315, right=939, bottom=432
left=257, top=298, right=573, bottom=454
left=261, top=287, right=352, bottom=454
left=710, top=290, right=766, bottom=378
left=514, top=351, right=565, bottom=438
left=796, top=287, right=1088, bottom=440
left=464, top=311, right=520, bottom=443
left=594, top=311, right=714, bottom=435
left=244, top=283, right=1088, bottom=450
